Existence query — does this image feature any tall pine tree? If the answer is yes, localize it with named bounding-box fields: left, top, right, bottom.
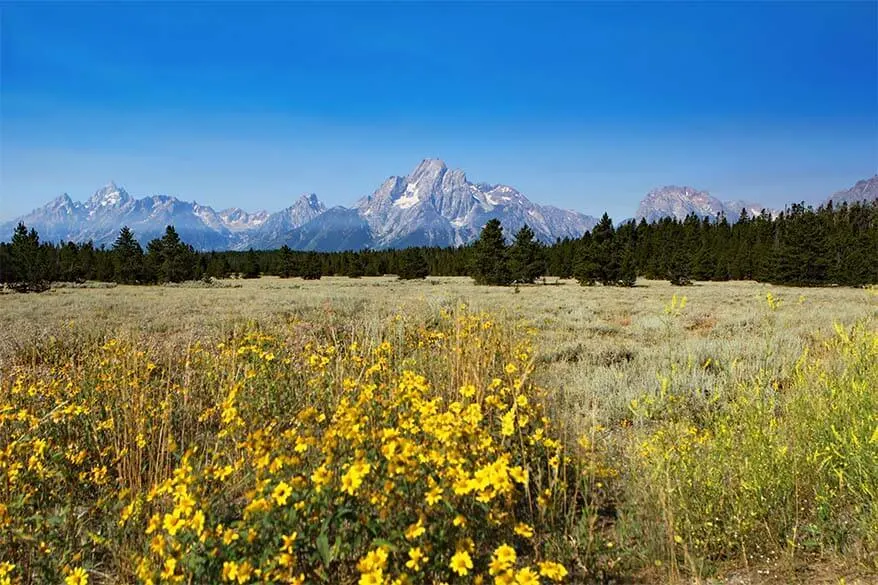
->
left=508, top=225, right=545, bottom=284
left=112, top=226, right=144, bottom=284
left=8, top=223, right=49, bottom=292
left=469, top=219, right=511, bottom=286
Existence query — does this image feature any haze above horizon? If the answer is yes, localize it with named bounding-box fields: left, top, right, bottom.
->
left=2, top=1, right=877, bottom=221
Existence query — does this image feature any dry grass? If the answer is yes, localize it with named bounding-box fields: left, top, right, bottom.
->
left=3, top=277, right=873, bottom=427
left=1, top=277, right=876, bottom=584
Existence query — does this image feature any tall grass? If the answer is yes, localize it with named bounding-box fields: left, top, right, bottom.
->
left=617, top=317, right=877, bottom=580
left=0, top=278, right=875, bottom=583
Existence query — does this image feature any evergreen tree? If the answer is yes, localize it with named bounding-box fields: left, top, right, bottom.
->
left=592, top=213, right=621, bottom=285
left=206, top=253, right=232, bottom=279
left=242, top=249, right=261, bottom=279
left=573, top=233, right=599, bottom=285
left=345, top=252, right=366, bottom=278
left=277, top=245, right=298, bottom=278
left=146, top=226, right=196, bottom=283
left=397, top=248, right=429, bottom=280
left=8, top=223, right=49, bottom=292
left=0, top=243, right=10, bottom=284
left=301, top=252, right=322, bottom=280
left=111, top=226, right=144, bottom=284
left=667, top=247, right=693, bottom=286
left=469, top=219, right=511, bottom=286
left=144, top=238, right=164, bottom=283
left=618, top=245, right=637, bottom=287
left=775, top=204, right=832, bottom=286
left=57, top=242, right=85, bottom=283
left=364, top=254, right=383, bottom=277
left=94, top=245, right=115, bottom=282
left=508, top=225, right=545, bottom=284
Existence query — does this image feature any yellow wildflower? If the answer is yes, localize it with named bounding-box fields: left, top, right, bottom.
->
left=65, top=567, right=89, bottom=585
left=272, top=481, right=292, bottom=506
left=538, top=561, right=568, bottom=581
left=160, top=557, right=177, bottom=580
left=425, top=485, right=443, bottom=506
left=515, top=567, right=540, bottom=585
left=449, top=550, right=473, bottom=576
left=493, top=544, right=516, bottom=569
left=405, top=547, right=427, bottom=571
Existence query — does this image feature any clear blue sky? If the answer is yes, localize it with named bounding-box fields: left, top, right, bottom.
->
left=2, top=1, right=876, bottom=221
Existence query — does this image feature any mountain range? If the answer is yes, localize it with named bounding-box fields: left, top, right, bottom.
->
left=824, top=175, right=878, bottom=207
left=634, top=186, right=766, bottom=224
left=3, top=160, right=876, bottom=252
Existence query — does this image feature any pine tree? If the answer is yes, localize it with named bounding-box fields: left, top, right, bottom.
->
left=0, top=243, right=10, bottom=285
left=508, top=225, right=545, bottom=284
left=618, top=245, right=637, bottom=287
left=301, top=252, right=322, bottom=280
left=469, top=219, right=511, bottom=286
left=8, top=223, right=49, bottom=292
left=144, top=238, right=164, bottom=283
left=94, top=245, right=114, bottom=282
left=242, top=249, right=261, bottom=279
left=667, top=246, right=693, bottom=286
left=112, top=226, right=144, bottom=284
left=573, top=233, right=599, bottom=286
left=772, top=204, right=830, bottom=286
left=364, top=254, right=383, bottom=277
left=145, top=226, right=196, bottom=283
left=591, top=213, right=621, bottom=285
left=345, top=252, right=366, bottom=278
left=397, top=248, right=429, bottom=280
left=206, top=253, right=232, bottom=279
left=277, top=245, right=298, bottom=278
left=836, top=202, right=878, bottom=286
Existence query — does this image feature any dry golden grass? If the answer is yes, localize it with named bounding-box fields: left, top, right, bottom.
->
left=1, top=277, right=875, bottom=585
left=3, top=277, right=874, bottom=428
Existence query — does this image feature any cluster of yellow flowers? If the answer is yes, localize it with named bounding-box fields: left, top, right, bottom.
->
left=1, top=307, right=576, bottom=584
left=137, top=310, right=569, bottom=583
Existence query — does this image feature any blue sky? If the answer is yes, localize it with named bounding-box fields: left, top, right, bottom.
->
left=2, top=1, right=876, bottom=221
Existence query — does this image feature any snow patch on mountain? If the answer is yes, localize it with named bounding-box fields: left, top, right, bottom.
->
left=394, top=184, right=421, bottom=209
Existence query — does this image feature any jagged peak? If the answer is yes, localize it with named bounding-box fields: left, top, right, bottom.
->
left=847, top=174, right=878, bottom=191
left=296, top=193, right=324, bottom=209
left=88, top=181, right=131, bottom=207
left=646, top=185, right=710, bottom=198
left=825, top=173, right=878, bottom=205
left=408, top=158, right=448, bottom=179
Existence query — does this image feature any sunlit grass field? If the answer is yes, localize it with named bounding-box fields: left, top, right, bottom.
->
left=1, top=277, right=876, bottom=584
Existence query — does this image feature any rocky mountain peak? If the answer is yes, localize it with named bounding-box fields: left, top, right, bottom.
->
left=87, top=181, right=131, bottom=208
left=636, top=186, right=727, bottom=222
left=409, top=158, right=448, bottom=180
left=352, top=158, right=596, bottom=248
left=297, top=193, right=325, bottom=210
left=826, top=174, right=878, bottom=206
left=646, top=185, right=710, bottom=201
left=49, top=193, right=75, bottom=208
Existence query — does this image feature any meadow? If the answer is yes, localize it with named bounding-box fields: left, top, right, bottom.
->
left=1, top=277, right=876, bottom=584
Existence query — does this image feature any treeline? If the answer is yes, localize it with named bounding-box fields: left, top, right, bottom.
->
left=1, top=200, right=875, bottom=292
